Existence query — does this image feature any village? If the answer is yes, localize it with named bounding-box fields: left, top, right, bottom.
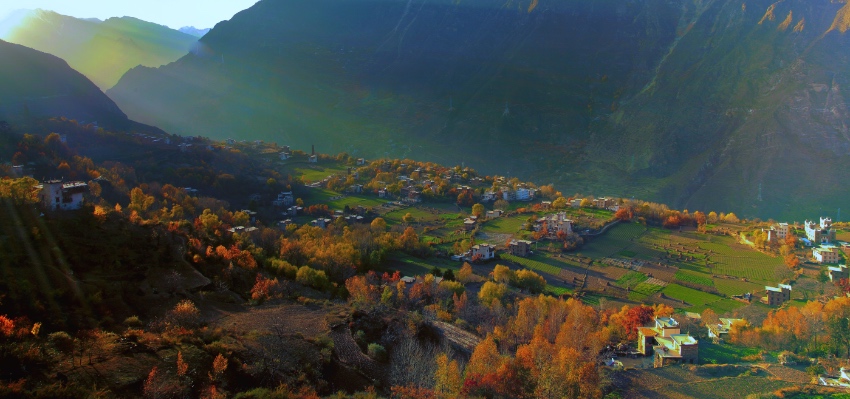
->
left=11, top=134, right=850, bottom=389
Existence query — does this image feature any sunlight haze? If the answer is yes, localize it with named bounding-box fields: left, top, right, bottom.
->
left=0, top=0, right=258, bottom=29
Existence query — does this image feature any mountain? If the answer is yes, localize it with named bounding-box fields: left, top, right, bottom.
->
left=0, top=39, right=162, bottom=132
left=1, top=9, right=197, bottom=89
left=179, top=26, right=211, bottom=37
left=107, top=0, right=850, bottom=220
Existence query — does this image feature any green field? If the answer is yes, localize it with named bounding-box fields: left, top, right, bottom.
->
left=284, top=163, right=350, bottom=182
left=616, top=271, right=648, bottom=289
left=628, top=282, right=664, bottom=301
left=384, top=252, right=460, bottom=277
left=675, top=270, right=714, bottom=287
left=662, top=284, right=724, bottom=307
left=480, top=215, right=528, bottom=234
left=382, top=206, right=441, bottom=225
left=579, top=222, right=647, bottom=258
left=713, top=278, right=762, bottom=296
left=501, top=253, right=563, bottom=276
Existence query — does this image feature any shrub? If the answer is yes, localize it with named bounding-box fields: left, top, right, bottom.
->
left=514, top=269, right=546, bottom=294
left=124, top=316, right=143, bottom=327
left=296, top=266, right=330, bottom=290
left=165, top=300, right=201, bottom=329
left=367, top=343, right=387, bottom=362
left=268, top=258, right=298, bottom=280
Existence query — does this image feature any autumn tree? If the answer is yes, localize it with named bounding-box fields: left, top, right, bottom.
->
left=371, top=217, right=387, bottom=232
left=514, top=270, right=546, bottom=294
left=784, top=254, right=800, bottom=269
left=457, top=262, right=474, bottom=283
left=472, top=203, right=485, bottom=218
left=479, top=282, right=509, bottom=305
left=614, top=207, right=633, bottom=221
left=434, top=354, right=462, bottom=399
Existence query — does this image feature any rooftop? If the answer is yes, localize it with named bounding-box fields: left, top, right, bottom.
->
left=671, top=334, right=698, bottom=345
left=656, top=317, right=679, bottom=328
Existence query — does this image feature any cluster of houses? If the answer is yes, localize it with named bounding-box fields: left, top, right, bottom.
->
left=482, top=186, right=534, bottom=202
left=805, top=217, right=837, bottom=244
left=763, top=217, right=847, bottom=265
left=305, top=209, right=369, bottom=229
left=451, top=243, right=497, bottom=262
left=637, top=317, right=699, bottom=368
left=533, top=212, right=573, bottom=236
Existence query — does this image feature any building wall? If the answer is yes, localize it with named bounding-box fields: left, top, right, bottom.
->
left=679, top=344, right=699, bottom=364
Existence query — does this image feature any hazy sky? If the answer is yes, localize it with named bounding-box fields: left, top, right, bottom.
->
left=0, top=0, right=259, bottom=29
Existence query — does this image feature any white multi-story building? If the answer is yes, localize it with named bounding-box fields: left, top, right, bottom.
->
left=39, top=180, right=87, bottom=211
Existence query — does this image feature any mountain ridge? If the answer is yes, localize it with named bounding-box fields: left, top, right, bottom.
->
left=1, top=9, right=197, bottom=90
left=0, top=39, right=164, bottom=134
left=107, top=0, right=850, bottom=220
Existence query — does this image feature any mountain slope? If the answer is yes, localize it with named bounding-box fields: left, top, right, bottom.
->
left=1, top=9, right=197, bottom=89
left=0, top=39, right=162, bottom=132
left=108, top=0, right=682, bottom=174
left=590, top=0, right=850, bottom=219
left=107, top=0, right=850, bottom=220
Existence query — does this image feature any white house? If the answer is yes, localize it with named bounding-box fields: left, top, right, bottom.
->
left=39, top=180, right=87, bottom=211
left=814, top=247, right=840, bottom=264
left=466, top=243, right=495, bottom=261
left=280, top=152, right=291, bottom=160
left=308, top=155, right=318, bottom=163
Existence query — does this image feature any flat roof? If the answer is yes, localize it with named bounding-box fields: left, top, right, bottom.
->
left=672, top=334, right=698, bottom=345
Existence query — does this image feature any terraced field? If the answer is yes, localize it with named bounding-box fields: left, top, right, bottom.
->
left=616, top=271, right=648, bottom=289
left=662, top=284, right=724, bottom=307
left=712, top=278, right=763, bottom=296
left=674, top=270, right=714, bottom=287
left=628, top=281, right=664, bottom=301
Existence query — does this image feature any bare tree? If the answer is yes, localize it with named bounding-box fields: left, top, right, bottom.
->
left=389, top=337, right=437, bottom=389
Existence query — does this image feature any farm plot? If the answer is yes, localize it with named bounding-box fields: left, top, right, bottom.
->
left=674, top=270, right=714, bottom=287
left=706, top=253, right=783, bottom=283
left=579, top=223, right=647, bottom=258
left=628, top=281, right=664, bottom=301
left=382, top=206, right=441, bottom=225
left=616, top=271, right=648, bottom=289
left=713, top=278, right=762, bottom=296
left=480, top=215, right=528, bottom=234
left=286, top=164, right=349, bottom=182
left=500, top=253, right=564, bottom=276
left=326, top=195, right=385, bottom=210
left=662, top=284, right=724, bottom=308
